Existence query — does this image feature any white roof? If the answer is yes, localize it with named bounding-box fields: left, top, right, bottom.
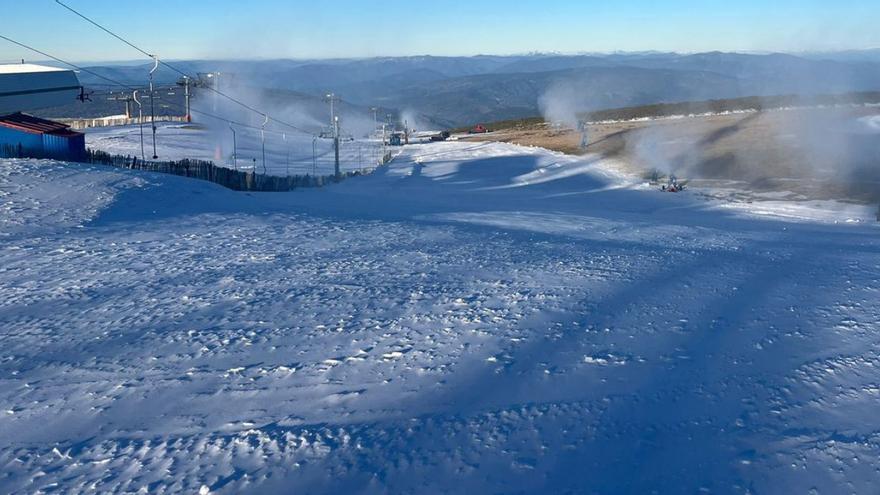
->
left=0, top=64, right=81, bottom=113
left=0, top=63, right=70, bottom=75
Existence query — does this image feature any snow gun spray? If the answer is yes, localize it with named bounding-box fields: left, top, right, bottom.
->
left=578, top=120, right=588, bottom=152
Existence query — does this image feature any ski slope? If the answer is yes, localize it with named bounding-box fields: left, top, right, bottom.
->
left=85, top=123, right=383, bottom=177
left=0, top=141, right=878, bottom=494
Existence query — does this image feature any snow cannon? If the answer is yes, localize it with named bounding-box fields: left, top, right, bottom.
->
left=661, top=174, right=687, bottom=193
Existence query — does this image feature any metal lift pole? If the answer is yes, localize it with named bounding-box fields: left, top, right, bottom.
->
left=184, top=76, right=191, bottom=123
left=132, top=90, right=145, bottom=161
left=334, top=115, right=341, bottom=179
left=229, top=123, right=237, bottom=171
left=149, top=56, right=159, bottom=159
left=261, top=113, right=268, bottom=176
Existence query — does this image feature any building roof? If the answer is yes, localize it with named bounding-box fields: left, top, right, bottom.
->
left=0, top=64, right=69, bottom=75
left=0, top=64, right=82, bottom=114
left=0, top=112, right=80, bottom=136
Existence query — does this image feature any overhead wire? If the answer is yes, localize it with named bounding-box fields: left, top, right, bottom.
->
left=53, top=0, right=320, bottom=137
left=0, top=33, right=326, bottom=139
left=0, top=30, right=346, bottom=174
left=0, top=33, right=145, bottom=92
left=54, top=0, right=155, bottom=59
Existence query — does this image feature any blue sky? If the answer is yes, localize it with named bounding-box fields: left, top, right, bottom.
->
left=2, top=0, right=879, bottom=62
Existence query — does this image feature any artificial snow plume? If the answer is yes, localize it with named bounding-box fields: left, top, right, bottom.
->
left=537, top=81, right=584, bottom=129
left=335, top=109, right=378, bottom=139
left=398, top=109, right=435, bottom=133
left=854, top=114, right=880, bottom=134
left=189, top=73, right=327, bottom=162
left=627, top=123, right=698, bottom=177
left=620, top=107, right=880, bottom=202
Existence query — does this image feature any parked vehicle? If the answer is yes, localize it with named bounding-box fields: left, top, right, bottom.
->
left=430, top=131, right=451, bottom=142
left=388, top=132, right=405, bottom=146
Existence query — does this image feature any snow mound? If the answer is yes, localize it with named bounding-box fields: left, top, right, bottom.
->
left=0, top=159, right=147, bottom=237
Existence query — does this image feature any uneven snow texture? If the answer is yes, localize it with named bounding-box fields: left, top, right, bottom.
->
left=1, top=141, right=879, bottom=494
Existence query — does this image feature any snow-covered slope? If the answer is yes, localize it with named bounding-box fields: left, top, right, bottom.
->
left=85, top=123, right=382, bottom=177
left=0, top=142, right=878, bottom=494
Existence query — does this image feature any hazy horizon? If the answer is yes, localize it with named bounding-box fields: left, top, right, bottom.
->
left=2, top=0, right=879, bottom=63
left=7, top=47, right=880, bottom=69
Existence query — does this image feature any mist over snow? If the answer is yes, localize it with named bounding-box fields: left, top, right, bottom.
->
left=398, top=109, right=437, bottom=132
left=611, top=107, right=880, bottom=203
left=190, top=75, right=327, bottom=162
left=69, top=51, right=880, bottom=128
left=538, top=81, right=585, bottom=129
left=855, top=114, right=880, bottom=133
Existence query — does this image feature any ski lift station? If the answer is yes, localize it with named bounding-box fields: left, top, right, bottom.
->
left=0, top=63, right=86, bottom=160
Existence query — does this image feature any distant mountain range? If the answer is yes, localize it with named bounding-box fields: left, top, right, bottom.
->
left=61, top=50, right=880, bottom=128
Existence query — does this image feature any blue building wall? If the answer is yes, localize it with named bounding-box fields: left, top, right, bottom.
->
left=0, top=126, right=86, bottom=160
left=43, top=133, right=86, bottom=161
left=0, top=126, right=43, bottom=156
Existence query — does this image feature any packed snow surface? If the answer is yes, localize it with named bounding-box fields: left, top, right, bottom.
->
left=86, top=123, right=383, bottom=176
left=1, top=141, right=879, bottom=494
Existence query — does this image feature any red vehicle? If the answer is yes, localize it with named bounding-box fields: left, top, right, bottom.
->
left=469, top=124, right=489, bottom=134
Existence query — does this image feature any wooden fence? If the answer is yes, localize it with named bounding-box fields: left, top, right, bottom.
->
left=1, top=145, right=394, bottom=192
left=57, top=115, right=188, bottom=130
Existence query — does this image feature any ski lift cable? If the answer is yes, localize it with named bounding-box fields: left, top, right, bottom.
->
left=0, top=34, right=317, bottom=139
left=54, top=0, right=319, bottom=137
left=0, top=33, right=146, bottom=92
left=54, top=0, right=155, bottom=59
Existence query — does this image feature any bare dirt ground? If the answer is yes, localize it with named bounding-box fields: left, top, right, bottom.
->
left=462, top=107, right=880, bottom=205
